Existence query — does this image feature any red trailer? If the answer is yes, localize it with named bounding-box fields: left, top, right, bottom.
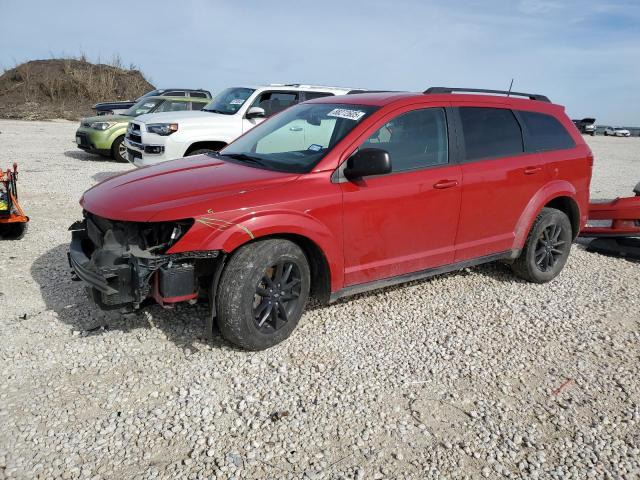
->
left=0, top=163, right=29, bottom=239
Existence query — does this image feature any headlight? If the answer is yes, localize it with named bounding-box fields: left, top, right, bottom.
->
left=89, top=121, right=116, bottom=130
left=147, top=123, right=178, bottom=136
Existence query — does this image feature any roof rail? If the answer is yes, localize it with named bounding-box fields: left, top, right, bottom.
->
left=424, top=87, right=550, bottom=103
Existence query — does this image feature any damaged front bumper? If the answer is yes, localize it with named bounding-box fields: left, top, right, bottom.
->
left=68, top=214, right=219, bottom=310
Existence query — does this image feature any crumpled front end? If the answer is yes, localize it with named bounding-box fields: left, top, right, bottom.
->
left=68, top=212, right=219, bottom=310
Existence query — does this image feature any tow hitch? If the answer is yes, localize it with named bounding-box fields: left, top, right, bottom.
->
left=579, top=182, right=640, bottom=259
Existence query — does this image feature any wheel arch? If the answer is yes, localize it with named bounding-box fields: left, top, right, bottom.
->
left=513, top=181, right=581, bottom=249
left=184, top=140, right=227, bottom=156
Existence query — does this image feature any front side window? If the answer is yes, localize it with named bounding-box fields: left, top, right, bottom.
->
left=154, top=100, right=190, bottom=113
left=459, top=107, right=523, bottom=162
left=220, top=103, right=378, bottom=173
left=203, top=87, right=256, bottom=115
left=251, top=91, right=299, bottom=117
left=190, top=101, right=208, bottom=111
left=360, top=108, right=448, bottom=172
left=519, top=111, right=576, bottom=151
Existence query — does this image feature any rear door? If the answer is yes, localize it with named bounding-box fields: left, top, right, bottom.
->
left=452, top=105, right=549, bottom=261
left=341, top=105, right=462, bottom=285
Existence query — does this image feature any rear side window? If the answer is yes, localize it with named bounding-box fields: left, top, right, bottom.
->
left=190, top=101, right=208, bottom=111
left=190, top=91, right=208, bottom=98
left=303, top=92, right=334, bottom=101
left=459, top=107, right=523, bottom=162
left=164, top=91, right=186, bottom=97
left=519, top=111, right=576, bottom=151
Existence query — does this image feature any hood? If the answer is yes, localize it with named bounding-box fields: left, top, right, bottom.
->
left=81, top=114, right=131, bottom=126
left=81, top=155, right=297, bottom=222
left=135, top=109, right=230, bottom=125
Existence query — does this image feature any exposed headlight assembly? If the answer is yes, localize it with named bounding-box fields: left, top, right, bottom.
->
left=147, top=123, right=179, bottom=136
left=89, top=121, right=116, bottom=130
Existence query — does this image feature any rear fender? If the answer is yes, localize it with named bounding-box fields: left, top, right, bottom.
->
left=169, top=210, right=344, bottom=291
left=513, top=181, right=579, bottom=250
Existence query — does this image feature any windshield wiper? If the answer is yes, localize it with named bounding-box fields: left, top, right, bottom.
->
left=223, top=153, right=268, bottom=167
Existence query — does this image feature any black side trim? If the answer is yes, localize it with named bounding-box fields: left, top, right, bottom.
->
left=424, top=87, right=550, bottom=103
left=329, top=250, right=514, bottom=303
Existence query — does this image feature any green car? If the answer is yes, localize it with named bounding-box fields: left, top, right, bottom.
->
left=75, top=96, right=209, bottom=162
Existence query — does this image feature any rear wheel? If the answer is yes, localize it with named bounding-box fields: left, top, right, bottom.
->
left=511, top=208, right=572, bottom=283
left=111, top=135, right=127, bottom=163
left=216, top=239, right=310, bottom=350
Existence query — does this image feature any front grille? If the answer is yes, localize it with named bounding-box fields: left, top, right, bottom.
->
left=76, top=132, right=91, bottom=146
left=128, top=133, right=142, bottom=143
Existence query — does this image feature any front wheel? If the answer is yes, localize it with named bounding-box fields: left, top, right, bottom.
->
left=111, top=135, right=127, bottom=163
left=511, top=208, right=572, bottom=283
left=187, top=149, right=218, bottom=157
left=216, top=239, right=310, bottom=350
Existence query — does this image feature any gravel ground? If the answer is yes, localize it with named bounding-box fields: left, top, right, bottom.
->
left=0, top=119, right=639, bottom=480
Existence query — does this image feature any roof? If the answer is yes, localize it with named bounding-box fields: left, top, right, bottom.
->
left=245, top=84, right=360, bottom=93
left=151, top=95, right=208, bottom=102
left=306, top=91, right=564, bottom=111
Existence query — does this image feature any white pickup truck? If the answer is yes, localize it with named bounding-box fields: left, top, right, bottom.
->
left=124, top=84, right=365, bottom=167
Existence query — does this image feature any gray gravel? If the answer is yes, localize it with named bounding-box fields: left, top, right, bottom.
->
left=1, top=119, right=639, bottom=479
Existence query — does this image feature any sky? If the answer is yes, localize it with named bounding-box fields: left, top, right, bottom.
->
left=1, top=0, right=639, bottom=125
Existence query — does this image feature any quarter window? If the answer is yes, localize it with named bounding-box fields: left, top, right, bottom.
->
left=459, top=107, right=523, bottom=162
left=361, top=108, right=448, bottom=172
left=519, top=111, right=576, bottom=151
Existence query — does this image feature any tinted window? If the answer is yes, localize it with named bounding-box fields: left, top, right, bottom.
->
left=459, top=107, right=523, bottom=161
left=304, top=92, right=334, bottom=101
left=154, top=100, right=190, bottom=113
left=190, top=91, right=208, bottom=98
left=253, top=91, right=299, bottom=116
left=190, top=101, right=208, bottom=111
left=361, top=108, right=448, bottom=172
left=519, top=111, right=576, bottom=151
left=164, top=91, right=186, bottom=97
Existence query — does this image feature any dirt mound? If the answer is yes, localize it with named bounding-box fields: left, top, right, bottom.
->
left=0, top=58, right=154, bottom=121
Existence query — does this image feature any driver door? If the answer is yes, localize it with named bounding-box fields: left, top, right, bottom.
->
left=341, top=106, right=462, bottom=286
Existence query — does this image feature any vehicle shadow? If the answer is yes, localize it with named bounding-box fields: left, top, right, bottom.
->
left=30, top=243, right=235, bottom=353
left=64, top=150, right=109, bottom=162
left=93, top=171, right=128, bottom=182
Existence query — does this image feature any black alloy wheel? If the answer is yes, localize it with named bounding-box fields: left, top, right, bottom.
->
left=253, top=261, right=302, bottom=333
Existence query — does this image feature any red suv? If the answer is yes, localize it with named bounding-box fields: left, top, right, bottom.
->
left=69, top=87, right=592, bottom=350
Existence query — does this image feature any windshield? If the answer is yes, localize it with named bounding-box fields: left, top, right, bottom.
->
left=220, top=103, right=378, bottom=173
left=123, top=98, right=164, bottom=117
left=203, top=87, right=255, bottom=115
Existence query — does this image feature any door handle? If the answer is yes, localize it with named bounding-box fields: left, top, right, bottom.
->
left=433, top=179, right=459, bottom=189
left=524, top=166, right=542, bottom=175
left=289, top=126, right=303, bottom=132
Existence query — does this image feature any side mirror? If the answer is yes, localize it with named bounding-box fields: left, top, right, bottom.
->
left=246, top=107, right=266, bottom=119
left=344, top=148, right=391, bottom=180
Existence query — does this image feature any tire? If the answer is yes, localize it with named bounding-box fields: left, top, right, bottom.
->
left=216, top=239, right=311, bottom=350
left=0, top=222, right=28, bottom=240
left=111, top=136, right=127, bottom=163
left=511, top=208, right=572, bottom=283
left=187, top=149, right=218, bottom=157
left=604, top=131, right=608, bottom=136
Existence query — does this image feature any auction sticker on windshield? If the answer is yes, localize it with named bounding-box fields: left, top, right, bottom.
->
left=230, top=99, right=245, bottom=105
left=327, top=108, right=366, bottom=121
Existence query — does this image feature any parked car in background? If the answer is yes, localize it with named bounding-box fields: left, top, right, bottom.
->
left=71, top=87, right=592, bottom=350
left=93, top=88, right=212, bottom=116
left=604, top=126, right=631, bottom=137
left=124, top=84, right=365, bottom=167
left=572, top=118, right=596, bottom=136
left=76, top=96, right=209, bottom=162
